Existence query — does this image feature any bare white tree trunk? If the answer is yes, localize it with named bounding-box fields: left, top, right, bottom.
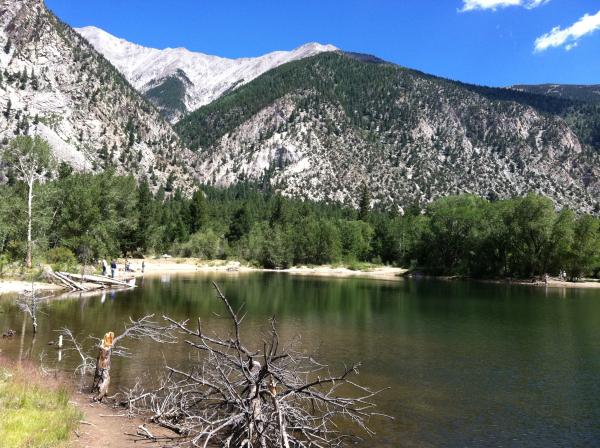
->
left=26, top=177, right=33, bottom=269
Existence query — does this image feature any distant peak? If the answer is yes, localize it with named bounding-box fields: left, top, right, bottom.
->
left=296, top=42, right=338, bottom=52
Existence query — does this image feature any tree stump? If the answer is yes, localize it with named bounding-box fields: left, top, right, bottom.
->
left=92, top=332, right=114, bottom=402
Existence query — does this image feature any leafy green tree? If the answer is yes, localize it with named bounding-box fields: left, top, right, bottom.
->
left=505, top=194, right=556, bottom=277
left=418, top=195, right=488, bottom=275
left=339, top=220, right=373, bottom=261
left=2, top=136, right=53, bottom=267
left=316, top=220, right=342, bottom=264
left=546, top=209, right=576, bottom=274
left=567, top=216, right=600, bottom=279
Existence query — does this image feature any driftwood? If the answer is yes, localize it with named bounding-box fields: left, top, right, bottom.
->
left=92, top=332, right=114, bottom=402
left=45, top=266, right=135, bottom=292
left=2, top=329, right=16, bottom=338
left=54, top=272, right=88, bottom=291
left=88, top=315, right=178, bottom=402
left=57, top=328, right=95, bottom=376
left=59, top=272, right=135, bottom=288
left=127, top=283, right=390, bottom=447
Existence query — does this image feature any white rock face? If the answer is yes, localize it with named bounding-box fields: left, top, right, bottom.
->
left=193, top=57, right=600, bottom=214
left=0, top=0, right=195, bottom=190
left=76, top=26, right=337, bottom=121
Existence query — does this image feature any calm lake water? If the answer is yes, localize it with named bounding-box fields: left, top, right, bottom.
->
left=1, top=273, right=600, bottom=447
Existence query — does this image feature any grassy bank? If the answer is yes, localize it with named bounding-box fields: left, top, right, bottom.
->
left=0, top=363, right=81, bottom=448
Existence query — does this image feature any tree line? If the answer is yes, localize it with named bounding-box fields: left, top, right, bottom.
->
left=1, top=137, right=598, bottom=280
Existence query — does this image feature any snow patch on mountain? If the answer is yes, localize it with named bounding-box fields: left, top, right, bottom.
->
left=76, top=26, right=338, bottom=122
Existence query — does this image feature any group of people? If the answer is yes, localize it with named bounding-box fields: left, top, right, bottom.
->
left=101, top=259, right=118, bottom=278
left=101, top=259, right=145, bottom=278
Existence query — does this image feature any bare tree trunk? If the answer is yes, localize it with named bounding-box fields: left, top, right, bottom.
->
left=92, top=332, right=114, bottom=402
left=26, top=178, right=33, bottom=269
left=270, top=382, right=290, bottom=448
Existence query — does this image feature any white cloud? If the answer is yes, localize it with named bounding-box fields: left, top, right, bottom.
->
left=535, top=10, right=600, bottom=52
left=461, top=0, right=549, bottom=12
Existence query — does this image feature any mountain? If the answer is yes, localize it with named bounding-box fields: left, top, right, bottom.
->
left=76, top=26, right=337, bottom=123
left=176, top=52, right=600, bottom=214
left=512, top=84, right=600, bottom=104
left=0, top=0, right=194, bottom=190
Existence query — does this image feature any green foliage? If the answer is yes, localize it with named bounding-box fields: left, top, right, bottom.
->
left=0, top=154, right=597, bottom=277
left=3, top=136, right=53, bottom=174
left=45, top=170, right=139, bottom=258
left=175, top=228, right=225, bottom=260
left=339, top=220, right=373, bottom=261
left=145, top=71, right=189, bottom=120
left=358, top=184, right=370, bottom=222
left=0, top=366, right=82, bottom=448
left=567, top=216, right=600, bottom=279
left=45, top=247, right=77, bottom=272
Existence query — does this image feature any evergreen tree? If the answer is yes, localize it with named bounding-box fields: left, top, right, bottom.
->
left=227, top=206, right=252, bottom=242
left=4, top=99, right=11, bottom=118
left=358, top=183, right=371, bottom=221
left=189, top=189, right=208, bottom=233
left=3, top=38, right=11, bottom=54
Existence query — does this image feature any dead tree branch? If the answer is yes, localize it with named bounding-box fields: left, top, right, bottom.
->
left=17, top=285, right=51, bottom=334
left=131, top=282, right=389, bottom=447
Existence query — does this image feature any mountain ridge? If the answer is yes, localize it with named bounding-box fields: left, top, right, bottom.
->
left=176, top=52, right=599, bottom=214
left=511, top=84, right=600, bottom=104
left=76, top=26, right=337, bottom=122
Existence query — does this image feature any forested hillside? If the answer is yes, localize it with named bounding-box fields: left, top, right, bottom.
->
left=176, top=52, right=599, bottom=214
left=0, top=0, right=194, bottom=191
left=512, top=84, right=600, bottom=104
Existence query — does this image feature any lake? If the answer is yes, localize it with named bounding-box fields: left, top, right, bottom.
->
left=1, top=273, right=599, bottom=447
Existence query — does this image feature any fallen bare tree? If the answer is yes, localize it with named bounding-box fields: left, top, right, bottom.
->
left=59, top=314, right=178, bottom=401
left=128, top=282, right=389, bottom=447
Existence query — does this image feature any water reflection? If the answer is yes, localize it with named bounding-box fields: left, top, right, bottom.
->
left=1, top=274, right=599, bottom=447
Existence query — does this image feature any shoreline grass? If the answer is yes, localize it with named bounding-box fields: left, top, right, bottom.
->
left=0, top=363, right=81, bottom=448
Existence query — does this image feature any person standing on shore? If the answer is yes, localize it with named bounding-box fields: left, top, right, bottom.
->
left=110, top=260, right=117, bottom=278
left=142, top=260, right=145, bottom=274
left=101, top=259, right=108, bottom=276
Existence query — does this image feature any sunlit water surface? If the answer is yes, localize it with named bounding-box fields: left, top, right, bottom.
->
left=1, top=273, right=599, bottom=447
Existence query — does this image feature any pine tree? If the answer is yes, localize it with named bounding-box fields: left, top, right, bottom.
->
left=19, top=68, right=27, bottom=90
left=30, top=69, right=38, bottom=90
left=3, top=38, right=11, bottom=54
left=358, top=183, right=371, bottom=221
left=4, top=99, right=11, bottom=118
left=189, top=189, right=208, bottom=233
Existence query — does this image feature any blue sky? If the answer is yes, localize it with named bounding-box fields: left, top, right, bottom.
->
left=45, top=0, right=599, bottom=87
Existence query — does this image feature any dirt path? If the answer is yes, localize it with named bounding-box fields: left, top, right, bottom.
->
left=69, top=391, right=169, bottom=448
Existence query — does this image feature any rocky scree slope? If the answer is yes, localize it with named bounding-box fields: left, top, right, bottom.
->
left=176, top=52, right=599, bottom=213
left=77, top=26, right=337, bottom=123
left=0, top=0, right=195, bottom=190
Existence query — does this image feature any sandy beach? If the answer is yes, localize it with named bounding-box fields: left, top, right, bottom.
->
left=0, top=280, right=64, bottom=296
left=1, top=258, right=599, bottom=295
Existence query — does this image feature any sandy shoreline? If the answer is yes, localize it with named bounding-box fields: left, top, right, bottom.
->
left=1, top=258, right=599, bottom=295
left=0, top=280, right=64, bottom=295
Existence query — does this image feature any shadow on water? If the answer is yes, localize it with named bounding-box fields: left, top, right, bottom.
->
left=1, top=273, right=600, bottom=447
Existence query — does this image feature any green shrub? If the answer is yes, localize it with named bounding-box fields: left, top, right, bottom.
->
left=176, top=229, right=224, bottom=260
left=45, top=247, right=77, bottom=272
